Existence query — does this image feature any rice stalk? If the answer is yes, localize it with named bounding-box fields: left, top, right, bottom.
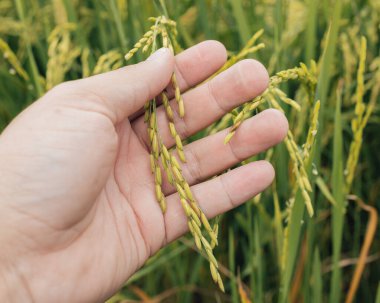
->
left=345, top=37, right=372, bottom=192
left=208, top=29, right=265, bottom=82
left=81, top=47, right=91, bottom=78
left=330, top=81, right=345, bottom=303
left=14, top=0, right=43, bottom=97
left=224, top=62, right=317, bottom=144
left=0, top=38, right=29, bottom=80
left=125, top=15, right=223, bottom=292
left=46, top=23, right=80, bottom=90
left=92, top=50, right=123, bottom=75
left=0, top=17, right=25, bottom=35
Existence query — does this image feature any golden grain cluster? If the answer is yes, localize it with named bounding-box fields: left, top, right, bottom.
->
left=125, top=15, right=224, bottom=291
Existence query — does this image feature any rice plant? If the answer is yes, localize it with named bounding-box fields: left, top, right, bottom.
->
left=0, top=0, right=379, bottom=302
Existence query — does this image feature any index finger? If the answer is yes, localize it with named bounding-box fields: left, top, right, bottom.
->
left=129, top=40, right=227, bottom=120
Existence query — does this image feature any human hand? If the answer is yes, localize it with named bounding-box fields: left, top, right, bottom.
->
left=0, top=41, right=288, bottom=302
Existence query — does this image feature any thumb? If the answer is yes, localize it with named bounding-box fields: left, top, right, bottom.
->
left=53, top=48, right=175, bottom=123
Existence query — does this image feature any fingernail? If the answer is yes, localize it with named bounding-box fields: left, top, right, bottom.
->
left=147, top=48, right=170, bottom=61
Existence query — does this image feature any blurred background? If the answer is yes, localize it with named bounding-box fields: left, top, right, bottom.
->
left=0, top=0, right=379, bottom=302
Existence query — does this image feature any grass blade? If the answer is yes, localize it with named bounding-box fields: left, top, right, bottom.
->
left=311, top=248, right=322, bottom=303
left=330, top=85, right=345, bottom=303
left=228, top=0, right=251, bottom=45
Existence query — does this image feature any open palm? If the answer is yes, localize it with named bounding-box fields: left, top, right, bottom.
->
left=0, top=42, right=288, bottom=303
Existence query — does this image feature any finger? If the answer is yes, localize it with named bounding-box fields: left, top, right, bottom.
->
left=163, top=160, right=275, bottom=243
left=48, top=48, right=175, bottom=124
left=132, top=59, right=269, bottom=147
left=129, top=40, right=227, bottom=120
left=170, top=40, right=227, bottom=96
left=161, top=109, right=288, bottom=194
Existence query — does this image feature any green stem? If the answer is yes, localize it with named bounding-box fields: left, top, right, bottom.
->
left=314, top=0, right=343, bottom=165
left=110, top=0, right=127, bottom=51
left=158, top=0, right=169, bottom=17
left=305, top=0, right=318, bottom=62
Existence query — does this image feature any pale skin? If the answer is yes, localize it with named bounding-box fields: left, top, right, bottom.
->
left=0, top=41, right=288, bottom=302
